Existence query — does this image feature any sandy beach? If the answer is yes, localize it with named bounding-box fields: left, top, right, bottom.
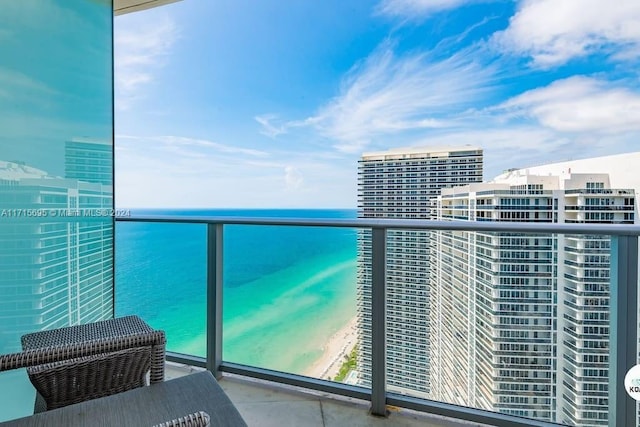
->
left=304, top=316, right=358, bottom=380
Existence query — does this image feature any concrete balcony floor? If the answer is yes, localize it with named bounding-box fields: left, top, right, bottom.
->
left=166, top=363, right=490, bottom=427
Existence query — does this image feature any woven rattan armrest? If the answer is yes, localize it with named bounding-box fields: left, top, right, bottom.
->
left=153, top=411, right=211, bottom=427
left=27, top=346, right=152, bottom=410
left=1, top=319, right=166, bottom=412
left=1, top=330, right=166, bottom=377
left=18, top=316, right=166, bottom=384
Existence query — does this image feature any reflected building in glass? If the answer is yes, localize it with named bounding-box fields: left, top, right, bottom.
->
left=356, top=146, right=483, bottom=396
left=0, top=0, right=113, bottom=363
left=431, top=170, right=636, bottom=425
left=0, top=139, right=112, bottom=352
left=65, top=138, right=113, bottom=186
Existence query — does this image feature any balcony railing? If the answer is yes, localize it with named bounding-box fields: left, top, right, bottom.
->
left=116, top=215, right=640, bottom=427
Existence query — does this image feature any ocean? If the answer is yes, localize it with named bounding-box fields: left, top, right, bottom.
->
left=115, top=209, right=358, bottom=375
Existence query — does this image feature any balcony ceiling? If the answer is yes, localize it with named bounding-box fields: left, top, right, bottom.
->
left=114, top=0, right=181, bottom=15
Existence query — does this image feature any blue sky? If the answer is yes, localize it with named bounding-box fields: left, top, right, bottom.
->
left=115, top=0, right=640, bottom=208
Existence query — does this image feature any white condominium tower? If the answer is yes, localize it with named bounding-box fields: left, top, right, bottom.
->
left=430, top=170, right=636, bottom=426
left=356, top=146, right=483, bottom=396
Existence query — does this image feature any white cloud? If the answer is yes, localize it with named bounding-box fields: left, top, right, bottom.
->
left=115, top=135, right=355, bottom=208
left=409, top=127, right=570, bottom=163
left=0, top=0, right=91, bottom=32
left=157, top=136, right=269, bottom=157
left=0, top=68, right=56, bottom=102
left=304, top=44, right=495, bottom=153
left=115, top=15, right=179, bottom=109
left=284, top=166, right=304, bottom=190
left=255, top=115, right=288, bottom=138
left=408, top=75, right=640, bottom=178
left=493, top=0, right=640, bottom=67
left=404, top=125, right=612, bottom=179
left=497, top=76, right=640, bottom=133
left=116, top=134, right=272, bottom=207
left=375, top=0, right=475, bottom=18
left=118, top=134, right=269, bottom=158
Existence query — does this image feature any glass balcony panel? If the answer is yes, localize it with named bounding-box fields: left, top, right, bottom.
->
left=115, top=221, right=207, bottom=356
left=0, top=370, right=36, bottom=422
left=223, top=224, right=359, bottom=382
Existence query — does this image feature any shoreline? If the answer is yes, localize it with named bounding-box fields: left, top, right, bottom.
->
left=304, top=316, right=358, bottom=380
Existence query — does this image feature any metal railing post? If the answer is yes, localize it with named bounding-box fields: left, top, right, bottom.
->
left=609, top=235, right=639, bottom=427
left=207, top=223, right=224, bottom=378
left=371, top=227, right=388, bottom=416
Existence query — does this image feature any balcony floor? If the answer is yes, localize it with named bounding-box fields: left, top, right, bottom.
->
left=166, top=363, right=489, bottom=427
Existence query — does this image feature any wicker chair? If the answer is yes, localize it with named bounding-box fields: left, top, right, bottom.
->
left=153, top=411, right=211, bottom=427
left=0, top=316, right=165, bottom=413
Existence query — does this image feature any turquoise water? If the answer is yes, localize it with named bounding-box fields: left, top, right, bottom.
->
left=115, top=209, right=357, bottom=375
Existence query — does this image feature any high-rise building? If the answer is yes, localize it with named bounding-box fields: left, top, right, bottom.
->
left=430, top=170, right=637, bottom=425
left=0, top=139, right=113, bottom=352
left=65, top=138, right=113, bottom=186
left=356, top=146, right=483, bottom=395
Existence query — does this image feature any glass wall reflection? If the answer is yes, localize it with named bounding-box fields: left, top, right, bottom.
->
left=0, top=0, right=113, bottom=357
